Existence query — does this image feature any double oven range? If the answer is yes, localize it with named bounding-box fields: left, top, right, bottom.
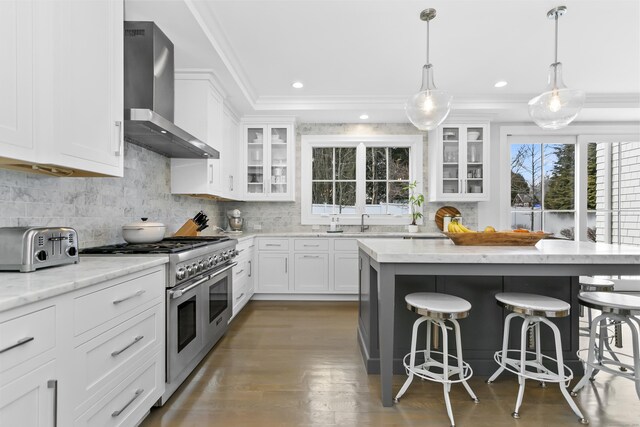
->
left=81, top=236, right=238, bottom=405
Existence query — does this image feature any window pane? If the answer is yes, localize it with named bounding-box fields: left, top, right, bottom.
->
left=544, top=144, right=575, bottom=210
left=336, top=182, right=356, bottom=213
left=366, top=147, right=387, bottom=180
left=312, top=148, right=333, bottom=180
left=544, top=211, right=575, bottom=240
left=389, top=147, right=410, bottom=180
left=366, top=182, right=387, bottom=205
left=510, top=144, right=542, bottom=209
left=510, top=211, right=541, bottom=231
left=335, top=148, right=356, bottom=180
left=388, top=182, right=410, bottom=215
left=311, top=182, right=333, bottom=214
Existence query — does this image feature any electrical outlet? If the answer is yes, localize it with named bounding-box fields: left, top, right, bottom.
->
left=253, top=224, right=262, bottom=230
left=311, top=225, right=320, bottom=230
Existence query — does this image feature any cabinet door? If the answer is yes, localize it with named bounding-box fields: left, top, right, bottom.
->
left=293, top=254, right=329, bottom=292
left=222, top=109, right=239, bottom=198
left=0, top=360, right=57, bottom=427
left=0, top=0, right=35, bottom=162
left=441, top=126, right=462, bottom=196
left=245, top=125, right=267, bottom=197
left=257, top=253, right=289, bottom=293
left=48, top=0, right=124, bottom=176
left=463, top=126, right=486, bottom=197
left=267, top=125, right=291, bottom=197
left=333, top=253, right=359, bottom=293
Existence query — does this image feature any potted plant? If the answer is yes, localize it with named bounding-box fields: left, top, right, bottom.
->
left=404, top=180, right=424, bottom=233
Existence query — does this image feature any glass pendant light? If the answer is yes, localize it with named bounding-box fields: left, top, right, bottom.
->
left=405, top=8, right=452, bottom=131
left=528, top=6, right=585, bottom=130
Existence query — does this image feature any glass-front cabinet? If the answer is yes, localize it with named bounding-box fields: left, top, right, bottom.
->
left=428, top=123, right=489, bottom=201
left=242, top=122, right=295, bottom=201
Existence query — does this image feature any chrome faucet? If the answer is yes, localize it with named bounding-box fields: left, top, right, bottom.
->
left=361, top=213, right=370, bottom=232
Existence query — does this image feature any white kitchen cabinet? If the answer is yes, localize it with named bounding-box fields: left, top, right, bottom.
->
left=242, top=122, right=295, bottom=201
left=293, top=253, right=329, bottom=292
left=333, top=253, right=359, bottom=293
left=428, top=123, right=490, bottom=202
left=172, top=72, right=242, bottom=200
left=0, top=0, right=124, bottom=177
left=257, top=252, right=290, bottom=293
left=0, top=360, right=57, bottom=427
left=231, top=238, right=255, bottom=319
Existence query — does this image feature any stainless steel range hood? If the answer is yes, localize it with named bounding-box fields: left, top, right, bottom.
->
left=124, top=22, right=219, bottom=159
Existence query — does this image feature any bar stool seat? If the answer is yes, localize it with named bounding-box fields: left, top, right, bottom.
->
left=572, top=292, right=640, bottom=400
left=579, top=276, right=615, bottom=292
left=395, top=292, right=478, bottom=427
left=487, top=292, right=587, bottom=424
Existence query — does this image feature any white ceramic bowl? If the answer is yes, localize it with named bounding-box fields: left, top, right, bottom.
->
left=467, top=131, right=481, bottom=141
left=122, top=218, right=166, bottom=243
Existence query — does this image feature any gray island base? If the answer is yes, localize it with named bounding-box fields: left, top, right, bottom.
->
left=356, top=238, right=640, bottom=407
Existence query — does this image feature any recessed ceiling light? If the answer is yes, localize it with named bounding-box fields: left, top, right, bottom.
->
left=292, top=81, right=304, bottom=89
left=494, top=81, right=508, bottom=88
left=359, top=114, right=369, bottom=120
left=160, top=130, right=167, bottom=134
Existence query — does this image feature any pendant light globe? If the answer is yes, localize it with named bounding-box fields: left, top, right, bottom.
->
left=529, top=6, right=585, bottom=130
left=406, top=9, right=452, bottom=131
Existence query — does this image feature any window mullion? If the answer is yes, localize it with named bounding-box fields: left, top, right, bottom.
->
left=356, top=143, right=366, bottom=214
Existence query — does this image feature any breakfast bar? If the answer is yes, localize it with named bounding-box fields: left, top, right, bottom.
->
left=356, top=238, right=640, bottom=407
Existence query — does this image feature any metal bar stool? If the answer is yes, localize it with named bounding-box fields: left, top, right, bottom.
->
left=486, top=293, right=587, bottom=424
left=571, top=292, right=640, bottom=399
left=394, top=292, right=478, bottom=427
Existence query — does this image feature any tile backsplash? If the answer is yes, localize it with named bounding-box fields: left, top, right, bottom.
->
left=0, top=143, right=224, bottom=248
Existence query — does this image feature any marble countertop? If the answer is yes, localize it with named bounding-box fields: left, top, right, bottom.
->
left=207, top=232, right=445, bottom=241
left=0, top=256, right=168, bottom=313
left=358, top=238, right=640, bottom=265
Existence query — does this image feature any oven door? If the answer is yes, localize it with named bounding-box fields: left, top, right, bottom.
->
left=166, top=274, right=208, bottom=383
left=203, top=262, right=236, bottom=350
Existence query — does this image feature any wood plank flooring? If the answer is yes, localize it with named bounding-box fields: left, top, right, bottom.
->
left=142, top=301, right=639, bottom=427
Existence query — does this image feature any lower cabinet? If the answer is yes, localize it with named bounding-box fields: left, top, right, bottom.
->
left=0, top=264, right=166, bottom=427
left=0, top=360, right=57, bottom=427
left=231, top=238, right=256, bottom=319
left=255, top=237, right=360, bottom=297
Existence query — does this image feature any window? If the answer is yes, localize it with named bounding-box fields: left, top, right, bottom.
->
left=301, top=135, right=423, bottom=225
left=508, top=136, right=576, bottom=238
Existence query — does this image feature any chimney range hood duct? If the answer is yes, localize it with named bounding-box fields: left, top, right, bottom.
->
left=123, top=22, right=219, bottom=159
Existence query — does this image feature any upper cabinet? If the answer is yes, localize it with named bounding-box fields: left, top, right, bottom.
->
left=242, top=122, right=295, bottom=201
left=0, top=0, right=124, bottom=177
left=171, top=72, right=241, bottom=200
left=428, top=123, right=490, bottom=202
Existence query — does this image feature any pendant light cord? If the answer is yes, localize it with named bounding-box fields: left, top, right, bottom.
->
left=554, top=11, right=559, bottom=64
left=426, top=18, right=430, bottom=65
left=553, top=10, right=560, bottom=88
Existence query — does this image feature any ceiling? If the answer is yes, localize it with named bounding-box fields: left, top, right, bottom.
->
left=125, top=0, right=640, bottom=124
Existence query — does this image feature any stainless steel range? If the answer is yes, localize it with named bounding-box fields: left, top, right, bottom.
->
left=81, top=236, right=238, bottom=405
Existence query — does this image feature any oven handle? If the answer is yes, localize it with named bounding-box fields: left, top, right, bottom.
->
left=210, top=262, right=238, bottom=279
left=169, top=276, right=210, bottom=299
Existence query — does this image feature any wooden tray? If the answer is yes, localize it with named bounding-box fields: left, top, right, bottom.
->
left=443, top=232, right=552, bottom=246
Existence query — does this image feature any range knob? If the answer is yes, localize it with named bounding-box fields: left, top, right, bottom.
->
left=232, top=249, right=239, bottom=258
left=176, top=267, right=187, bottom=280
left=207, top=256, right=214, bottom=267
left=192, top=262, right=199, bottom=273
left=186, top=265, right=193, bottom=276
left=198, top=260, right=206, bottom=270
left=222, top=251, right=229, bottom=260
left=212, top=255, right=219, bottom=265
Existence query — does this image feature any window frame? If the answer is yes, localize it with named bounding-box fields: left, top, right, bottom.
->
left=301, top=135, right=423, bottom=225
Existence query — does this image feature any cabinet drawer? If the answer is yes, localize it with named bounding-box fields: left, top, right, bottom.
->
left=72, top=305, right=162, bottom=401
left=73, top=268, right=163, bottom=337
left=235, top=238, right=255, bottom=253
left=334, top=239, right=358, bottom=251
left=75, top=352, right=163, bottom=427
left=294, top=239, right=329, bottom=251
left=258, top=239, right=289, bottom=251
left=0, top=306, right=55, bottom=373
left=233, top=259, right=249, bottom=283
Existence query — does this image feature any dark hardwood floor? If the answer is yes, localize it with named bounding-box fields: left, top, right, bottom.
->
left=142, top=301, right=639, bottom=427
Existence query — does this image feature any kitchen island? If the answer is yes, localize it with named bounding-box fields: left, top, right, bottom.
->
left=357, top=238, right=640, bottom=407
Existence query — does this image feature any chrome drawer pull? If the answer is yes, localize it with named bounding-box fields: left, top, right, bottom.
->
left=0, top=336, right=34, bottom=354
left=235, top=269, right=245, bottom=275
left=302, top=255, right=320, bottom=258
left=48, top=379, right=58, bottom=427
left=113, top=290, right=145, bottom=305
left=265, top=244, right=281, bottom=247
left=303, top=244, right=320, bottom=247
left=235, top=292, right=245, bottom=302
left=111, top=335, right=144, bottom=357
left=111, top=388, right=144, bottom=417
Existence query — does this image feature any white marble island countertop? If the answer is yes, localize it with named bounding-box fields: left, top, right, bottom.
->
left=0, top=256, right=168, bottom=312
left=358, top=238, right=640, bottom=265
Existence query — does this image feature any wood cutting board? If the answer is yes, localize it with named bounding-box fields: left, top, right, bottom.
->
left=435, top=206, right=461, bottom=231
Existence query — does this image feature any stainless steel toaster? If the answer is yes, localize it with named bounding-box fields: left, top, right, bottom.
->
left=0, top=227, right=79, bottom=272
